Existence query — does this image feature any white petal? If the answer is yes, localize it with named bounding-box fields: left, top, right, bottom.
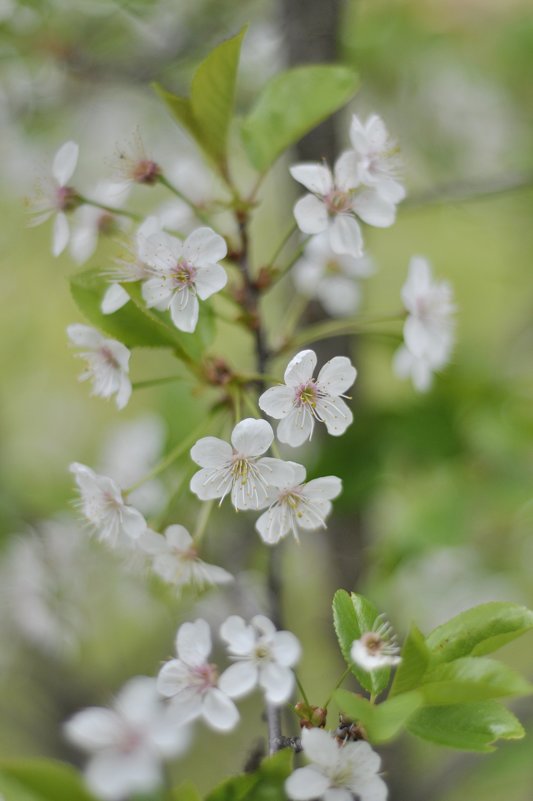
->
left=182, top=227, right=227, bottom=264
left=190, top=467, right=231, bottom=501
left=271, top=631, right=301, bottom=667
left=120, top=504, right=146, bottom=538
left=259, top=385, right=294, bottom=419
left=52, top=141, right=79, bottom=185
left=258, top=661, right=294, bottom=704
left=143, top=231, right=183, bottom=270
left=67, top=324, right=104, bottom=349
left=157, top=660, right=190, bottom=697
left=194, top=263, right=228, bottom=300
left=304, top=476, right=342, bottom=502
left=294, top=194, right=329, bottom=235
left=170, top=291, right=199, bottom=333
left=302, top=727, right=340, bottom=767
left=352, top=191, right=396, bottom=227
left=351, top=778, right=388, bottom=801
left=101, top=284, right=130, bottom=315
left=218, top=661, right=258, bottom=699
left=190, top=436, right=233, bottom=468
left=333, top=150, right=360, bottom=192
left=289, top=163, right=333, bottom=195
left=142, top=278, right=173, bottom=309
left=64, top=708, right=122, bottom=751
left=297, top=499, right=331, bottom=530
left=315, top=396, right=353, bottom=436
left=255, top=506, right=289, bottom=545
left=115, top=375, right=132, bottom=410
left=317, top=356, right=357, bottom=395
left=176, top=618, right=211, bottom=666
left=87, top=751, right=160, bottom=801
left=329, top=214, right=363, bottom=258
left=277, top=407, right=314, bottom=447
left=286, top=766, right=331, bottom=801
left=320, top=276, right=361, bottom=318
left=231, top=418, right=273, bottom=457
left=138, top=529, right=169, bottom=555
left=257, top=457, right=296, bottom=489
left=284, top=350, right=317, bottom=387
left=220, top=615, right=256, bottom=654
left=343, top=739, right=382, bottom=778
left=70, top=222, right=99, bottom=264
left=202, top=688, right=239, bottom=732
left=165, top=524, right=193, bottom=550
left=52, top=212, right=70, bottom=256
left=292, top=256, right=324, bottom=297
left=324, top=789, right=353, bottom=801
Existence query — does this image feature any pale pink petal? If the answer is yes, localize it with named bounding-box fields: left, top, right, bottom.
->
left=259, top=385, right=295, bottom=419
left=294, top=194, right=329, bottom=235
left=324, top=788, right=353, bottom=801
left=284, top=349, right=317, bottom=387
left=289, top=163, right=333, bottom=195
left=218, top=661, right=258, bottom=699
left=296, top=499, right=331, bottom=530
left=320, top=276, right=361, bottom=318
left=329, top=214, right=363, bottom=258
left=231, top=418, right=273, bottom=457
left=52, top=141, right=79, bottom=185
left=138, top=529, right=169, bottom=555
left=255, top=505, right=288, bottom=545
left=70, top=221, right=99, bottom=264
left=317, top=356, right=357, bottom=395
left=85, top=751, right=159, bottom=801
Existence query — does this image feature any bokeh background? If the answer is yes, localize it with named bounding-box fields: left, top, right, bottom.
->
left=1, top=1, right=532, bottom=799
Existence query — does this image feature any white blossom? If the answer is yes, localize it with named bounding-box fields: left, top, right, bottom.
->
left=67, top=324, right=132, bottom=410
left=259, top=350, right=356, bottom=447
left=70, top=462, right=146, bottom=548
left=157, top=619, right=239, bottom=732
left=219, top=615, right=301, bottom=705
left=64, top=676, right=190, bottom=801
left=393, top=256, right=455, bottom=392
left=189, top=418, right=294, bottom=510
left=285, top=727, right=387, bottom=801
left=350, top=615, right=401, bottom=671
left=69, top=181, right=130, bottom=265
left=141, top=227, right=228, bottom=333
left=255, top=462, right=342, bottom=545
left=28, top=140, right=79, bottom=256
left=111, top=128, right=160, bottom=186
left=139, top=525, right=233, bottom=589
left=343, top=113, right=405, bottom=204
left=293, top=232, right=375, bottom=317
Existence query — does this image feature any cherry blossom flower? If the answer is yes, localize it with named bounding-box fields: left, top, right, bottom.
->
left=64, top=676, right=190, bottom=801
left=285, top=727, right=387, bottom=801
left=141, top=227, right=228, bottom=333
left=350, top=615, right=401, bottom=671
left=70, top=462, right=146, bottom=548
left=219, top=615, right=301, bottom=705
left=259, top=350, right=356, bottom=447
left=393, top=256, right=455, bottom=392
left=111, top=128, right=161, bottom=186
left=28, top=140, right=79, bottom=256
left=67, top=324, right=132, bottom=410
left=139, top=525, right=233, bottom=590
left=157, top=619, right=239, bottom=732
left=69, top=181, right=130, bottom=265
left=293, top=232, right=375, bottom=317
left=343, top=113, right=405, bottom=204
left=255, top=461, right=342, bottom=545
left=190, top=418, right=294, bottom=510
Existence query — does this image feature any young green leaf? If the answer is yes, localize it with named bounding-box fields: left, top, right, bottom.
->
left=420, top=656, right=533, bottom=705
left=0, top=759, right=98, bottom=801
left=154, top=28, right=246, bottom=172
left=204, top=749, right=293, bottom=801
left=332, top=590, right=390, bottom=696
left=389, top=625, right=430, bottom=697
left=241, top=65, right=360, bottom=172
left=407, top=701, right=525, bottom=752
left=426, top=602, right=533, bottom=664
left=334, top=689, right=422, bottom=743
left=171, top=782, right=202, bottom=801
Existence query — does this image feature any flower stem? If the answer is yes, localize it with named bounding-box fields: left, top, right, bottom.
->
left=295, top=673, right=310, bottom=707
left=132, top=375, right=184, bottom=390
left=323, top=666, right=352, bottom=709
left=157, top=174, right=221, bottom=231
left=279, top=312, right=405, bottom=353
left=76, top=194, right=144, bottom=222
left=268, top=220, right=298, bottom=267
left=193, top=500, right=215, bottom=546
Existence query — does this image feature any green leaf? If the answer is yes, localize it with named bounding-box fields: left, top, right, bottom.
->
left=425, top=602, right=533, bottom=664
left=70, top=268, right=215, bottom=362
left=334, top=689, right=422, bottom=743
left=332, top=590, right=390, bottom=696
left=0, top=759, right=97, bottom=801
left=420, top=656, right=533, bottom=705
left=389, top=625, right=430, bottom=697
left=205, top=750, right=292, bottom=801
left=407, top=701, right=525, bottom=752
left=154, top=28, right=246, bottom=170
left=241, top=65, right=360, bottom=172
left=171, top=782, right=202, bottom=801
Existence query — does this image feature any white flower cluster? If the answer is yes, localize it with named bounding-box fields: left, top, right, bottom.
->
left=65, top=615, right=300, bottom=800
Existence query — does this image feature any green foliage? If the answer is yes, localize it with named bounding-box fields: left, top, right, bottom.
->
left=171, top=782, right=202, bottom=801
left=419, top=657, right=532, bottom=705
left=334, top=689, right=422, bottom=743
left=154, top=28, right=246, bottom=173
left=332, top=590, right=390, bottom=696
left=70, top=267, right=215, bottom=362
left=204, top=749, right=292, bottom=801
left=0, top=759, right=97, bottom=801
left=425, top=602, right=533, bottom=663
left=241, top=65, right=360, bottom=172
left=389, top=625, right=430, bottom=697
left=407, top=701, right=525, bottom=752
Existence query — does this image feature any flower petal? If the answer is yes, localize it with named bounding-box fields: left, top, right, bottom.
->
left=301, top=727, right=340, bottom=767
left=64, top=708, right=122, bottom=751
left=141, top=278, right=173, bottom=309
left=176, top=618, right=211, bottom=666
left=284, top=349, right=317, bottom=387
left=190, top=467, right=231, bottom=501
left=258, top=661, right=294, bottom=704
left=202, top=688, right=239, bottom=732
left=329, top=214, right=363, bottom=258
left=67, top=324, right=104, bottom=349
left=317, top=356, right=357, bottom=395
left=170, top=291, right=199, bottom=333
left=259, top=385, right=294, bottom=419
left=352, top=190, right=396, bottom=227
left=52, top=212, right=70, bottom=256
left=52, top=141, right=79, bottom=185
left=190, top=436, right=233, bottom=468
left=304, top=476, right=342, bottom=502
left=182, top=227, right=227, bottom=265
left=220, top=615, right=256, bottom=654
left=285, top=766, right=331, bottom=801
left=315, top=396, right=353, bottom=436
left=194, top=263, right=228, bottom=300
left=218, top=661, right=258, bottom=699
left=271, top=631, right=301, bottom=667
left=231, top=418, right=273, bottom=457
left=165, top=524, right=193, bottom=550
left=294, top=194, right=329, bottom=235
left=289, top=163, right=333, bottom=195
left=101, top=283, right=130, bottom=315
left=277, top=407, right=314, bottom=447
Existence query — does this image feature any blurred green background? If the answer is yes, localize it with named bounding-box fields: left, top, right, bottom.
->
left=0, top=1, right=532, bottom=799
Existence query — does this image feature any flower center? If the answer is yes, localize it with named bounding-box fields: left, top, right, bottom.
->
left=132, top=158, right=161, bottom=185
left=99, top=346, right=120, bottom=370
left=172, top=259, right=197, bottom=288
left=325, top=259, right=342, bottom=277
left=361, top=631, right=384, bottom=655
left=295, top=381, right=318, bottom=408
left=98, top=212, right=117, bottom=235
left=231, top=455, right=252, bottom=485
left=253, top=642, right=271, bottom=662
left=191, top=662, right=219, bottom=692
left=56, top=185, right=78, bottom=212
left=324, top=189, right=352, bottom=215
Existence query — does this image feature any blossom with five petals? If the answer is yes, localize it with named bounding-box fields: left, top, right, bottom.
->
left=219, top=615, right=301, bottom=705
left=64, top=676, right=190, bottom=801
left=141, top=227, right=228, bottom=333
left=70, top=462, right=146, bottom=548
left=67, top=324, right=132, bottom=410
left=157, top=619, right=239, bottom=732
left=138, top=525, right=233, bottom=589
left=350, top=615, right=401, bottom=672
left=259, top=350, right=356, bottom=447
left=285, top=727, right=387, bottom=801
left=343, top=113, right=405, bottom=204
left=189, top=418, right=294, bottom=510
left=255, top=462, right=342, bottom=545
